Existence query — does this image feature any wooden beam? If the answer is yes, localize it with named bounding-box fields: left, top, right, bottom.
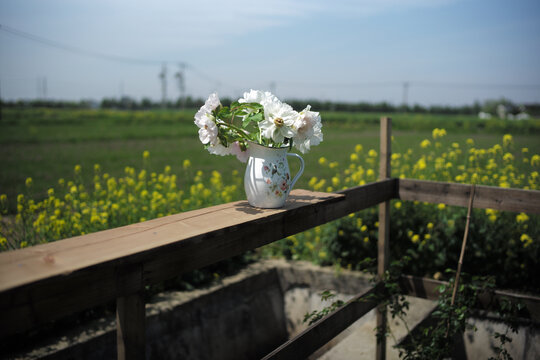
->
left=398, top=179, right=540, bottom=214
left=376, top=117, right=391, bottom=360
left=399, top=275, right=540, bottom=322
left=117, top=292, right=145, bottom=360
left=0, top=184, right=397, bottom=339
left=262, top=285, right=380, bottom=360
left=116, top=264, right=145, bottom=360
left=0, top=190, right=347, bottom=337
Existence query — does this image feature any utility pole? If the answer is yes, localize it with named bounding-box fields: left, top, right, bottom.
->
left=269, top=81, right=276, bottom=95
left=159, top=63, right=167, bottom=108
left=37, top=77, right=42, bottom=99
left=120, top=81, right=124, bottom=99
left=37, top=76, right=48, bottom=100
left=175, top=63, right=186, bottom=109
left=402, top=81, right=409, bottom=109
left=43, top=77, right=47, bottom=99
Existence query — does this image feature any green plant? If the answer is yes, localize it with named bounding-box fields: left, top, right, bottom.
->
left=304, top=290, right=345, bottom=325
left=304, top=258, right=522, bottom=359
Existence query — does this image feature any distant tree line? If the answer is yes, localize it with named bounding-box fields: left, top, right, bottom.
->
left=1, top=96, right=539, bottom=116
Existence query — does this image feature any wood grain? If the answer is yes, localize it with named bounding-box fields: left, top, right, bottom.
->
left=0, top=189, right=348, bottom=337
left=399, top=179, right=540, bottom=213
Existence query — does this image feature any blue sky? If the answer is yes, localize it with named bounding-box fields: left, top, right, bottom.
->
left=1, top=0, right=539, bottom=105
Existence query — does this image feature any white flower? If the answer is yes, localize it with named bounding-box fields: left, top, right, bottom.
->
left=229, top=141, right=249, bottom=163
left=259, top=100, right=301, bottom=144
left=238, top=89, right=277, bottom=106
left=293, top=105, right=323, bottom=153
left=204, top=92, right=221, bottom=110
left=207, top=142, right=231, bottom=156
left=197, top=115, right=218, bottom=145
left=195, top=93, right=221, bottom=127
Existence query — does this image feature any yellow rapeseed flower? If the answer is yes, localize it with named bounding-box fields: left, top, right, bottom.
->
left=368, top=149, right=377, bottom=157
left=350, top=153, right=359, bottom=162
left=318, top=157, right=327, bottom=166
left=25, top=177, right=33, bottom=188
left=437, top=203, right=446, bottom=210
left=415, top=158, right=427, bottom=171
left=420, top=139, right=431, bottom=149
left=355, top=144, right=363, bottom=153
left=411, top=234, right=420, bottom=243
left=394, top=201, right=402, bottom=209
left=486, top=208, right=497, bottom=222
left=503, top=153, right=514, bottom=163
left=502, top=134, right=513, bottom=147
left=74, top=164, right=81, bottom=175
left=143, top=150, right=150, bottom=160
left=520, top=234, right=532, bottom=248
left=516, top=213, right=529, bottom=223
left=183, top=159, right=191, bottom=170
left=531, top=154, right=540, bottom=167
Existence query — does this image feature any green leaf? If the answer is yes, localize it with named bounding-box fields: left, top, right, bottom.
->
left=250, top=112, right=264, bottom=122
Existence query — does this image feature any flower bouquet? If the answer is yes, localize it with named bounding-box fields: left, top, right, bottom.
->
left=194, top=89, right=323, bottom=208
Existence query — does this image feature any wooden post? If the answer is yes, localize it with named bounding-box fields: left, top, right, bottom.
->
left=116, top=265, right=145, bottom=360
left=376, top=117, right=391, bottom=360
left=117, top=292, right=145, bottom=360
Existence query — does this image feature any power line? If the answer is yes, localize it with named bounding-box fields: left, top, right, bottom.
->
left=0, top=23, right=164, bottom=65
left=0, top=24, right=232, bottom=90
left=2, top=24, right=539, bottom=96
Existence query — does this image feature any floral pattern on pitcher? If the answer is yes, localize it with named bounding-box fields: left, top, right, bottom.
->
left=262, top=157, right=290, bottom=198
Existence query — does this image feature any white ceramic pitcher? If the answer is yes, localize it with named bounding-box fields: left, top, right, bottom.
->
left=244, top=142, right=304, bottom=208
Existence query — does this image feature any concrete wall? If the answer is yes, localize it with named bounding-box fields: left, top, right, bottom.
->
left=5, top=260, right=539, bottom=360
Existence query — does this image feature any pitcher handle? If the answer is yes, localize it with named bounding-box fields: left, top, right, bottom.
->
left=287, top=152, right=304, bottom=191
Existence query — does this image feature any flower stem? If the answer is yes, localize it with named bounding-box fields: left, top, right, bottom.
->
left=218, top=122, right=251, bottom=140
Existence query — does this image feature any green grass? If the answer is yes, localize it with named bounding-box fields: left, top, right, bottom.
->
left=1, top=107, right=539, bottom=211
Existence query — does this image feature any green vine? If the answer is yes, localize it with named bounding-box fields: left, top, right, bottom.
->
left=304, top=257, right=523, bottom=359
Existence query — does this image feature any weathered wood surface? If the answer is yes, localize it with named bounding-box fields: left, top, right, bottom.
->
left=377, top=117, right=391, bottom=360
left=0, top=189, right=348, bottom=336
left=399, top=275, right=540, bottom=322
left=399, top=179, right=540, bottom=214
left=116, top=290, right=145, bottom=360
left=262, top=285, right=380, bottom=360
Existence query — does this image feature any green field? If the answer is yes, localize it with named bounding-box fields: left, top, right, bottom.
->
left=1, top=107, right=539, bottom=210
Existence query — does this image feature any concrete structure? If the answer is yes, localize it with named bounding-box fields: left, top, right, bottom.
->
left=5, top=260, right=538, bottom=359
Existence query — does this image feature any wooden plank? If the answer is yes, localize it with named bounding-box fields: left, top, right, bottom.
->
left=377, top=117, right=391, bottom=360
left=399, top=275, right=540, bottom=322
left=117, top=292, right=145, bottom=360
left=333, top=179, right=398, bottom=217
left=262, top=285, right=380, bottom=360
left=398, top=179, right=540, bottom=214
left=116, top=264, right=145, bottom=360
left=0, top=189, right=348, bottom=337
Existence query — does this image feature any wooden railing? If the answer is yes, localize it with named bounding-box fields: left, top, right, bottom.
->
left=1, top=118, right=539, bottom=360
